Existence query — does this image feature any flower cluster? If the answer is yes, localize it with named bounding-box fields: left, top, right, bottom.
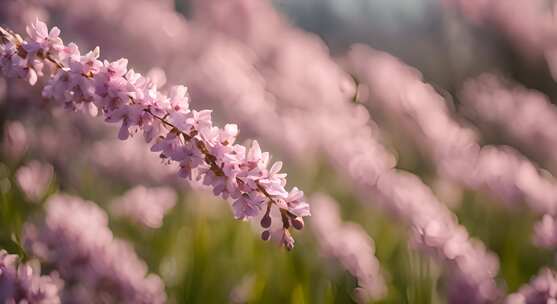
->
left=0, top=19, right=310, bottom=249
left=23, top=194, right=166, bottom=303
left=110, top=185, right=177, bottom=229
left=0, top=249, right=62, bottom=303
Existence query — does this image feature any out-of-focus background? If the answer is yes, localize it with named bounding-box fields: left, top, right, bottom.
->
left=2, top=0, right=557, bottom=303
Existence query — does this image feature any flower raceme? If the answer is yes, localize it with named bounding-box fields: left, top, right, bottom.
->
left=0, top=19, right=310, bottom=249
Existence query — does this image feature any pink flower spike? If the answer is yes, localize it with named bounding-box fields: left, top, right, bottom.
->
left=0, top=19, right=309, bottom=249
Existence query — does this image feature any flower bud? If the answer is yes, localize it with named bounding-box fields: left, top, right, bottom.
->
left=261, top=230, right=271, bottom=241
left=291, top=217, right=304, bottom=230
left=260, top=214, right=272, bottom=228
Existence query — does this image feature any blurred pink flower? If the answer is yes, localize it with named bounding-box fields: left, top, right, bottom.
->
left=533, top=214, right=557, bottom=249
left=346, top=45, right=557, bottom=215
left=23, top=194, right=166, bottom=303
left=110, top=186, right=177, bottom=229
left=0, top=249, right=63, bottom=304
left=311, top=194, right=387, bottom=302
left=506, top=268, right=557, bottom=304
left=15, top=160, right=53, bottom=202
left=460, top=74, right=557, bottom=174
left=90, top=136, right=180, bottom=186
left=442, top=0, right=553, bottom=59
left=2, top=121, right=28, bottom=160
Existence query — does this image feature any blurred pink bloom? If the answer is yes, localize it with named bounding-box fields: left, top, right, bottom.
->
left=229, top=275, right=255, bottom=304
left=90, top=136, right=180, bottom=186
left=378, top=171, right=500, bottom=304
left=311, top=194, right=387, bottom=302
left=110, top=186, right=177, bottom=229
left=442, top=0, right=553, bottom=59
left=461, top=74, right=557, bottom=174
left=533, top=215, right=557, bottom=249
left=0, top=249, right=63, bottom=304
left=346, top=45, right=557, bottom=215
left=2, top=121, right=28, bottom=160
left=443, top=0, right=557, bottom=85
left=23, top=194, right=166, bottom=303
left=506, top=268, right=557, bottom=304
left=15, top=160, right=53, bottom=202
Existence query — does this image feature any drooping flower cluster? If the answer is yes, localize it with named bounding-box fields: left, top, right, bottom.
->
left=311, top=194, right=387, bottom=302
left=0, top=249, right=62, bottom=303
left=23, top=194, right=166, bottom=303
left=506, top=268, right=557, bottom=304
left=110, top=185, right=177, bottom=229
left=0, top=19, right=309, bottom=249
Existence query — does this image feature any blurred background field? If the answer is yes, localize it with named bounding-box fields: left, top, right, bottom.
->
left=2, top=0, right=557, bottom=303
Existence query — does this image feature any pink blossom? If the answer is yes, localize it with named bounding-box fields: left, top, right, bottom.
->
left=25, top=18, right=63, bottom=54
left=232, top=192, right=264, bottom=220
